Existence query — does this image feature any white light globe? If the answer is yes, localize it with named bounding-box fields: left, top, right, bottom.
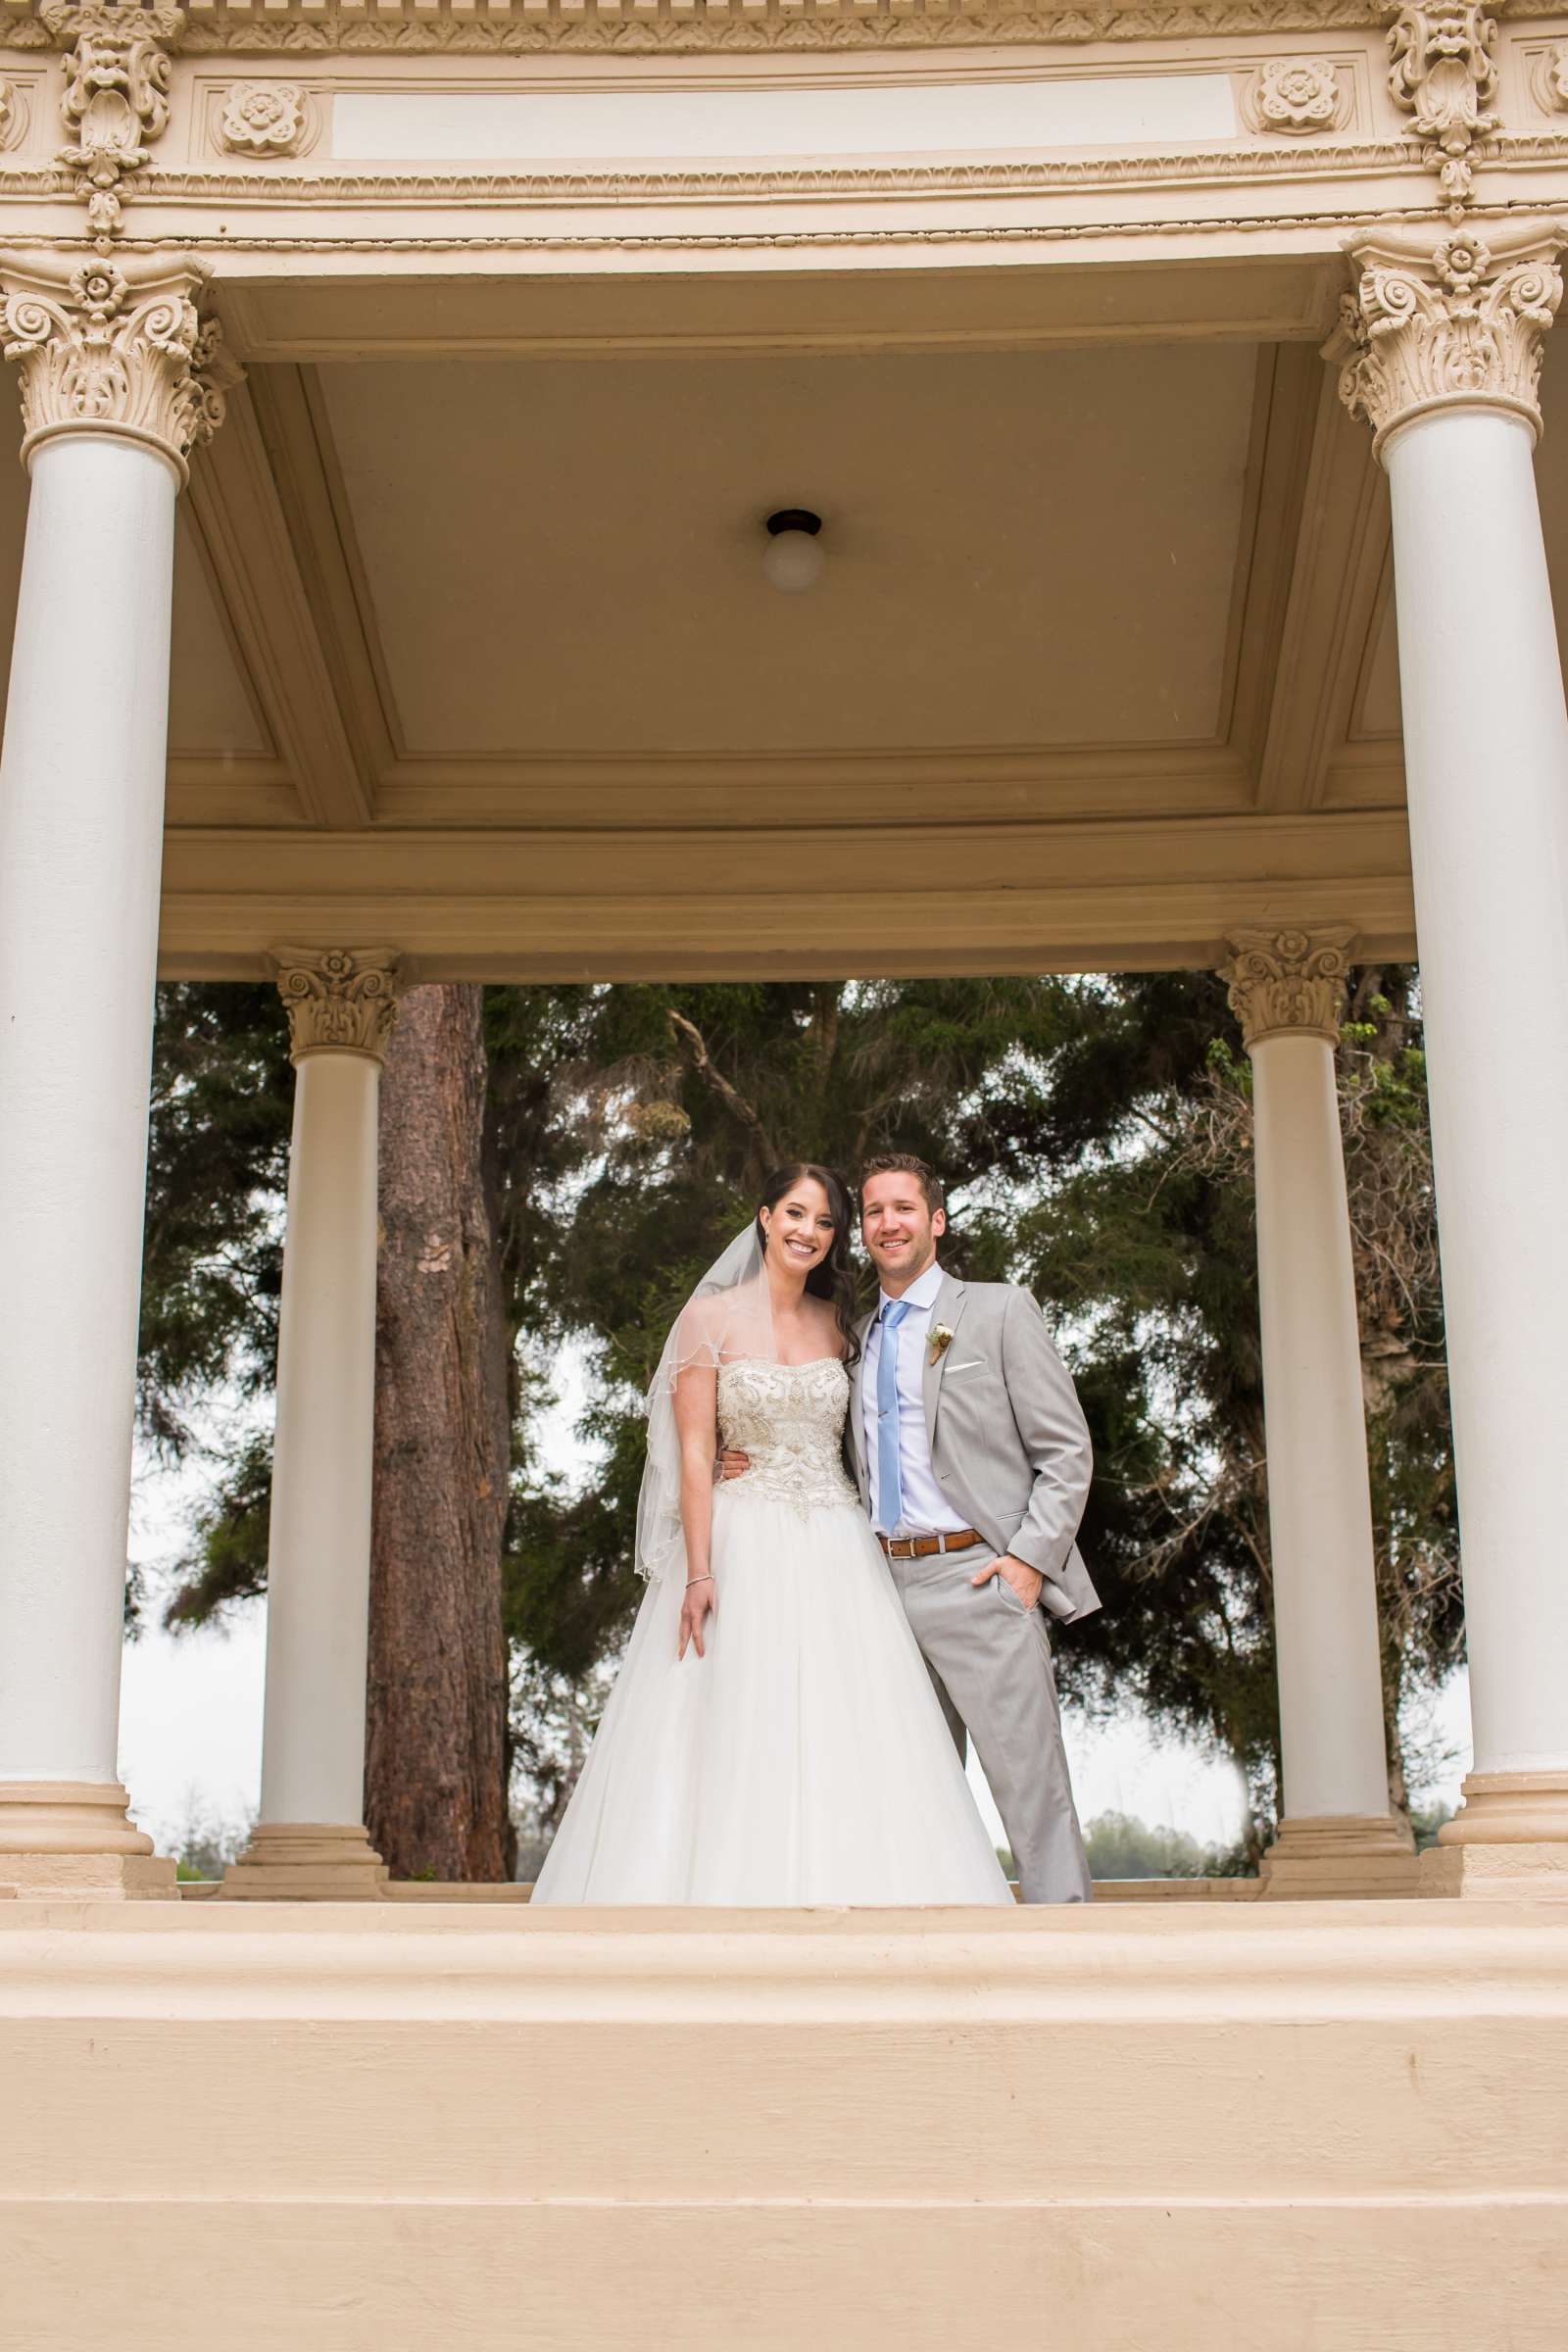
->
left=762, top=522, right=826, bottom=594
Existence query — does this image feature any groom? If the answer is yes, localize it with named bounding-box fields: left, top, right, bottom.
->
left=850, top=1154, right=1098, bottom=1904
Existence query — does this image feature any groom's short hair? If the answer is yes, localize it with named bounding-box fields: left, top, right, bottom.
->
left=859, top=1152, right=945, bottom=1216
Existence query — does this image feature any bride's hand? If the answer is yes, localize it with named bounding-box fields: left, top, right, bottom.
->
left=678, top=1576, right=716, bottom=1661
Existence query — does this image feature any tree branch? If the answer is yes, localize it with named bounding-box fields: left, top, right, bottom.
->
left=666, top=1009, right=778, bottom=1165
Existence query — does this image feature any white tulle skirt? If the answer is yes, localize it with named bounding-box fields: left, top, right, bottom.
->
left=530, top=1487, right=1013, bottom=1907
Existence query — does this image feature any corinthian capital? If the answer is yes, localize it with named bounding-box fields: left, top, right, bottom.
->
left=272, top=949, right=402, bottom=1065
left=1221, top=928, right=1353, bottom=1051
left=1327, top=222, right=1568, bottom=460
left=0, top=253, right=240, bottom=481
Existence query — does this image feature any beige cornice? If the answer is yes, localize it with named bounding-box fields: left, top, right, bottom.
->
left=0, top=249, right=238, bottom=479
left=159, top=810, right=1417, bottom=980
left=1328, top=218, right=1568, bottom=456
left=129, top=138, right=1429, bottom=209
left=68, top=0, right=1396, bottom=54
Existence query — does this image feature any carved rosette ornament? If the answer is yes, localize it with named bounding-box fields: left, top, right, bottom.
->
left=1220, top=928, right=1354, bottom=1050
left=1527, top=42, right=1568, bottom=117
left=217, top=79, right=310, bottom=157
left=1243, top=58, right=1346, bottom=133
left=0, top=255, right=240, bottom=481
left=1328, top=224, right=1568, bottom=459
left=272, top=949, right=402, bottom=1064
left=42, top=0, right=184, bottom=248
left=1384, top=2, right=1499, bottom=214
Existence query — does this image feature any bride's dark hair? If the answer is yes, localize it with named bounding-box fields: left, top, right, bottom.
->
left=755, top=1162, right=862, bottom=1369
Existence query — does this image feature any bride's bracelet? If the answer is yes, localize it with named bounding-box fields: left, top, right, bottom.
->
left=685, top=1574, right=715, bottom=1589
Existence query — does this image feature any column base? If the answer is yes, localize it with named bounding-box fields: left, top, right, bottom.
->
left=1257, top=1813, right=1421, bottom=1900
left=0, top=1781, right=177, bottom=1899
left=219, top=1821, right=389, bottom=1902
left=1421, top=1771, right=1568, bottom=1899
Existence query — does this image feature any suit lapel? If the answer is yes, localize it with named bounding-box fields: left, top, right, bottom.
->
left=921, top=1271, right=968, bottom=1452
left=847, top=1307, right=875, bottom=1484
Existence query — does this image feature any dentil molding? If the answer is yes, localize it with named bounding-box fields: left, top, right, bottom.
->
left=1384, top=1, right=1499, bottom=213
left=41, top=0, right=184, bottom=247
left=0, top=251, right=239, bottom=479
left=1221, top=926, right=1354, bottom=1047
left=272, top=947, right=402, bottom=1063
left=1329, top=220, right=1568, bottom=457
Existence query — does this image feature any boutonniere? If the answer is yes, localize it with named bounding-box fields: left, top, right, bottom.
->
left=928, top=1324, right=956, bottom=1366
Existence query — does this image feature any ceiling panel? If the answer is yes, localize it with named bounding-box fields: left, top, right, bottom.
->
left=1352, top=588, right=1401, bottom=744
left=316, top=341, right=1259, bottom=760
left=0, top=440, right=270, bottom=765
left=168, top=510, right=273, bottom=761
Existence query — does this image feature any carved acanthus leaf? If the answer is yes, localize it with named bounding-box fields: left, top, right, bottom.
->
left=1384, top=2, right=1500, bottom=212
left=0, top=254, right=240, bottom=480
left=41, top=0, right=184, bottom=246
left=1221, top=928, right=1354, bottom=1049
left=272, top=949, right=402, bottom=1063
left=1328, top=222, right=1567, bottom=456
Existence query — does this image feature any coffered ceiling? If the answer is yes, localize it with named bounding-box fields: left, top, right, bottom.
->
left=5, top=307, right=1566, bottom=977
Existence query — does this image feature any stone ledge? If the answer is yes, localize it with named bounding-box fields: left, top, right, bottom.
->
left=3, top=1900, right=1565, bottom=2349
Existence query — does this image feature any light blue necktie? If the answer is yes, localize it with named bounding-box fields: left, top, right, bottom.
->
left=876, top=1299, right=912, bottom=1533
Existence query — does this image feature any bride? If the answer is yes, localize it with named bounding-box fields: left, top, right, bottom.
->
left=531, top=1162, right=1011, bottom=1906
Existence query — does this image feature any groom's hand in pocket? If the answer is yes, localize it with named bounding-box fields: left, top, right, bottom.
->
left=717, top=1450, right=751, bottom=1480
left=971, top=1552, right=1045, bottom=1611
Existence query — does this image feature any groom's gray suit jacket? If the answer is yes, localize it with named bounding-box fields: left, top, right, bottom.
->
left=845, top=1271, right=1101, bottom=1626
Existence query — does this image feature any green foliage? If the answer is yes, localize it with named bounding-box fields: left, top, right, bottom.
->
left=140, top=983, right=294, bottom=1458
left=1081, top=1809, right=1250, bottom=1881
left=141, top=966, right=1456, bottom=1848
left=163, top=1429, right=273, bottom=1630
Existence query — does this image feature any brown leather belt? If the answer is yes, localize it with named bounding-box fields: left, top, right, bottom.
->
left=878, top=1529, right=983, bottom=1561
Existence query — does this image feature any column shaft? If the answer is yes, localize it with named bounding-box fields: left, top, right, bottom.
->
left=1385, top=409, right=1568, bottom=1782
left=222, top=952, right=399, bottom=1900
left=1386, top=409, right=1568, bottom=1885
left=1223, top=933, right=1418, bottom=1898
left=261, top=1054, right=382, bottom=1826
left=0, top=435, right=180, bottom=1895
left=1251, top=1034, right=1392, bottom=1823
left=1332, top=223, right=1568, bottom=1888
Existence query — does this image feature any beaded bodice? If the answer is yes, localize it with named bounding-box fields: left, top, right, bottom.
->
left=716, top=1356, right=860, bottom=1513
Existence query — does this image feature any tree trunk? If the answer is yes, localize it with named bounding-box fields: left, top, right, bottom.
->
left=366, top=984, right=513, bottom=1881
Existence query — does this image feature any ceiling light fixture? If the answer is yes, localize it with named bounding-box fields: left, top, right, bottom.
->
left=762, top=508, right=825, bottom=594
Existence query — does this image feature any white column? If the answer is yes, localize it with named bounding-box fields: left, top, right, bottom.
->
left=1222, top=933, right=1418, bottom=1897
left=221, top=951, right=400, bottom=1900
left=0, top=256, right=235, bottom=1897
left=1334, top=221, right=1568, bottom=1891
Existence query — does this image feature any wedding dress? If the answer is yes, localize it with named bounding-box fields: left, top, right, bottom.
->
left=530, top=1353, right=1013, bottom=1907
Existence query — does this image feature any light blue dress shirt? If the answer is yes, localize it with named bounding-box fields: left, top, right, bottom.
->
left=861, top=1257, right=968, bottom=1537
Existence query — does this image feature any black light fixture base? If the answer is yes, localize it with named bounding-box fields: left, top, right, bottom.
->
left=765, top=508, right=823, bottom=537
